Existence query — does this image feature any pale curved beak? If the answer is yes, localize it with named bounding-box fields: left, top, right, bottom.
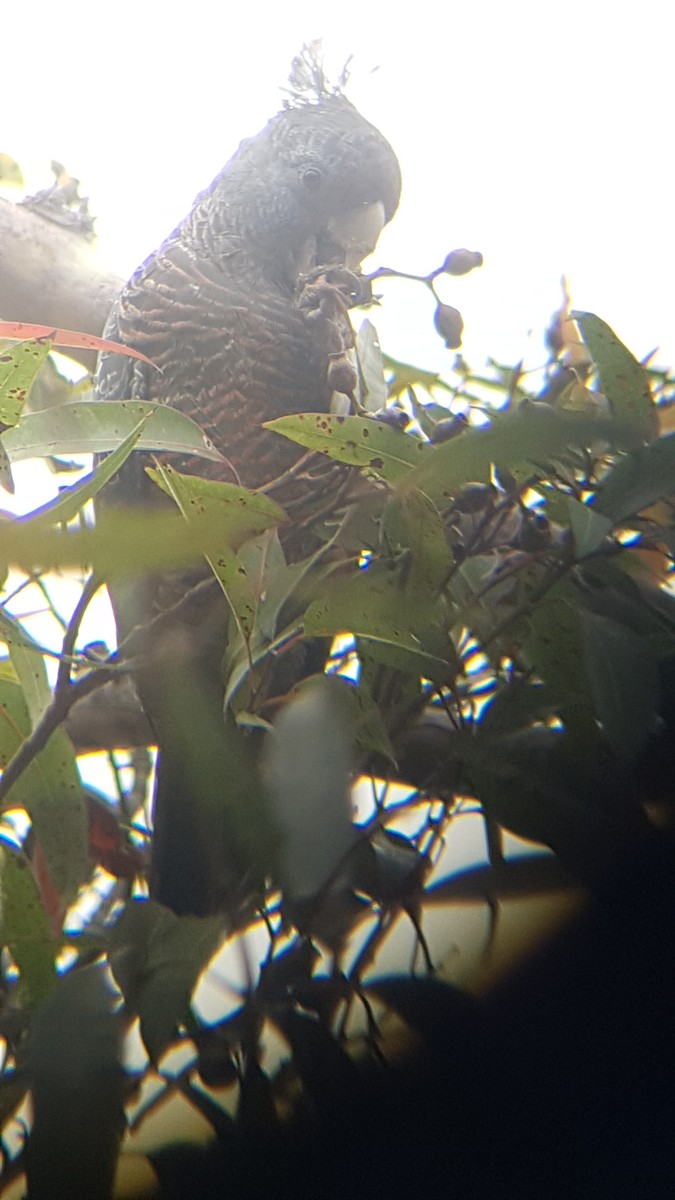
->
left=326, top=200, right=386, bottom=271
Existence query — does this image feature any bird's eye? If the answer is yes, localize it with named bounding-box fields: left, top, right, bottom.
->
left=302, top=166, right=323, bottom=190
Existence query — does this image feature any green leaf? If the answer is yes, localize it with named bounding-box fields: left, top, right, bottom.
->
left=0, top=338, right=52, bottom=426
left=149, top=464, right=286, bottom=644
left=1, top=848, right=56, bottom=1006
left=110, top=900, right=225, bottom=1064
left=350, top=682, right=397, bottom=764
left=24, top=416, right=152, bottom=527
left=594, top=432, right=675, bottom=523
left=148, top=463, right=285, bottom=550
left=7, top=633, right=53, bottom=727
left=479, top=680, right=561, bottom=736
left=304, top=563, right=453, bottom=680
left=567, top=496, right=613, bottom=557
left=27, top=963, right=124, bottom=1200
left=0, top=505, right=277, bottom=579
left=1, top=400, right=224, bottom=463
left=381, top=490, right=452, bottom=592
left=0, top=677, right=88, bottom=904
left=581, top=610, right=658, bottom=760
left=572, top=311, right=657, bottom=443
left=522, top=579, right=597, bottom=748
left=402, top=407, right=632, bottom=500
left=264, top=412, right=429, bottom=481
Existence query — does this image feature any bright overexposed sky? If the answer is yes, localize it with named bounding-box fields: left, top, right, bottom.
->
left=3, top=0, right=673, bottom=377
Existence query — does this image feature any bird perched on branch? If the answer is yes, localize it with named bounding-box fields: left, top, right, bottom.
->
left=96, top=60, right=401, bottom=915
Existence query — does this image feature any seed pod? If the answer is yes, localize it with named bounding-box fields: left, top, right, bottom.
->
left=430, top=414, right=467, bottom=444
left=441, top=249, right=483, bottom=276
left=434, top=303, right=464, bottom=349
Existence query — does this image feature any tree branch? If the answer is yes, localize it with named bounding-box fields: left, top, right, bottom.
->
left=0, top=198, right=121, bottom=370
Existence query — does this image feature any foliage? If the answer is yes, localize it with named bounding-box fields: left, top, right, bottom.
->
left=0, top=288, right=674, bottom=1194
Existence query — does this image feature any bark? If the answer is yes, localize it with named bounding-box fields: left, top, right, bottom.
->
left=0, top=197, right=121, bottom=370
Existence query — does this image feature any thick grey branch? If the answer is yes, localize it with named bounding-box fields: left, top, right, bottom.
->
left=0, top=198, right=121, bottom=369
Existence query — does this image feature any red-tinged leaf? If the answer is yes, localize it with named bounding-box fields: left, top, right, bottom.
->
left=32, top=841, right=67, bottom=940
left=0, top=322, right=158, bottom=368
left=86, top=794, right=146, bottom=879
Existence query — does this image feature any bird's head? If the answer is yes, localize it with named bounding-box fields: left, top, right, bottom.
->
left=185, top=95, right=401, bottom=291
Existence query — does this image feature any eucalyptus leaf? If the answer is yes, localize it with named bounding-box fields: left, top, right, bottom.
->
left=110, top=900, right=225, bottom=1064
left=265, top=411, right=429, bottom=481
left=522, top=580, right=598, bottom=748
left=382, top=354, right=450, bottom=399
left=304, top=563, right=453, bottom=679
left=402, top=407, right=631, bottom=500
left=573, top=311, right=657, bottom=443
left=0, top=338, right=52, bottom=426
left=567, top=496, right=613, bottom=557
left=149, top=464, right=286, bottom=645
left=24, top=417, right=151, bottom=527
left=1, top=848, right=56, bottom=1007
left=1, top=400, right=224, bottom=463
left=594, top=432, right=675, bottom=523
left=381, top=490, right=452, bottom=593
left=27, top=962, right=124, bottom=1200
left=272, top=1006, right=359, bottom=1106
left=581, top=610, right=658, bottom=760
left=0, top=677, right=88, bottom=904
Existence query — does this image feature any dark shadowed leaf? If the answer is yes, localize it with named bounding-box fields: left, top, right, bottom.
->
left=367, top=975, right=481, bottom=1048
left=110, top=900, right=225, bottom=1064
left=27, top=963, right=124, bottom=1200
left=272, top=1006, right=359, bottom=1107
left=479, top=680, right=561, bottom=735
left=237, top=1058, right=277, bottom=1129
left=522, top=580, right=597, bottom=744
left=581, top=610, right=659, bottom=759
left=594, top=432, right=675, bottom=523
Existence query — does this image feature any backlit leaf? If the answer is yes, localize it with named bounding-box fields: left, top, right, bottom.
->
left=573, top=311, right=657, bottom=443
left=2, top=400, right=224, bottom=463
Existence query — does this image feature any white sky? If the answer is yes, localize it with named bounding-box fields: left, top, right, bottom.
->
left=3, top=0, right=673, bottom=376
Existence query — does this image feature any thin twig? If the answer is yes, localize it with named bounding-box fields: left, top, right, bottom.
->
left=55, top=572, right=103, bottom=693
